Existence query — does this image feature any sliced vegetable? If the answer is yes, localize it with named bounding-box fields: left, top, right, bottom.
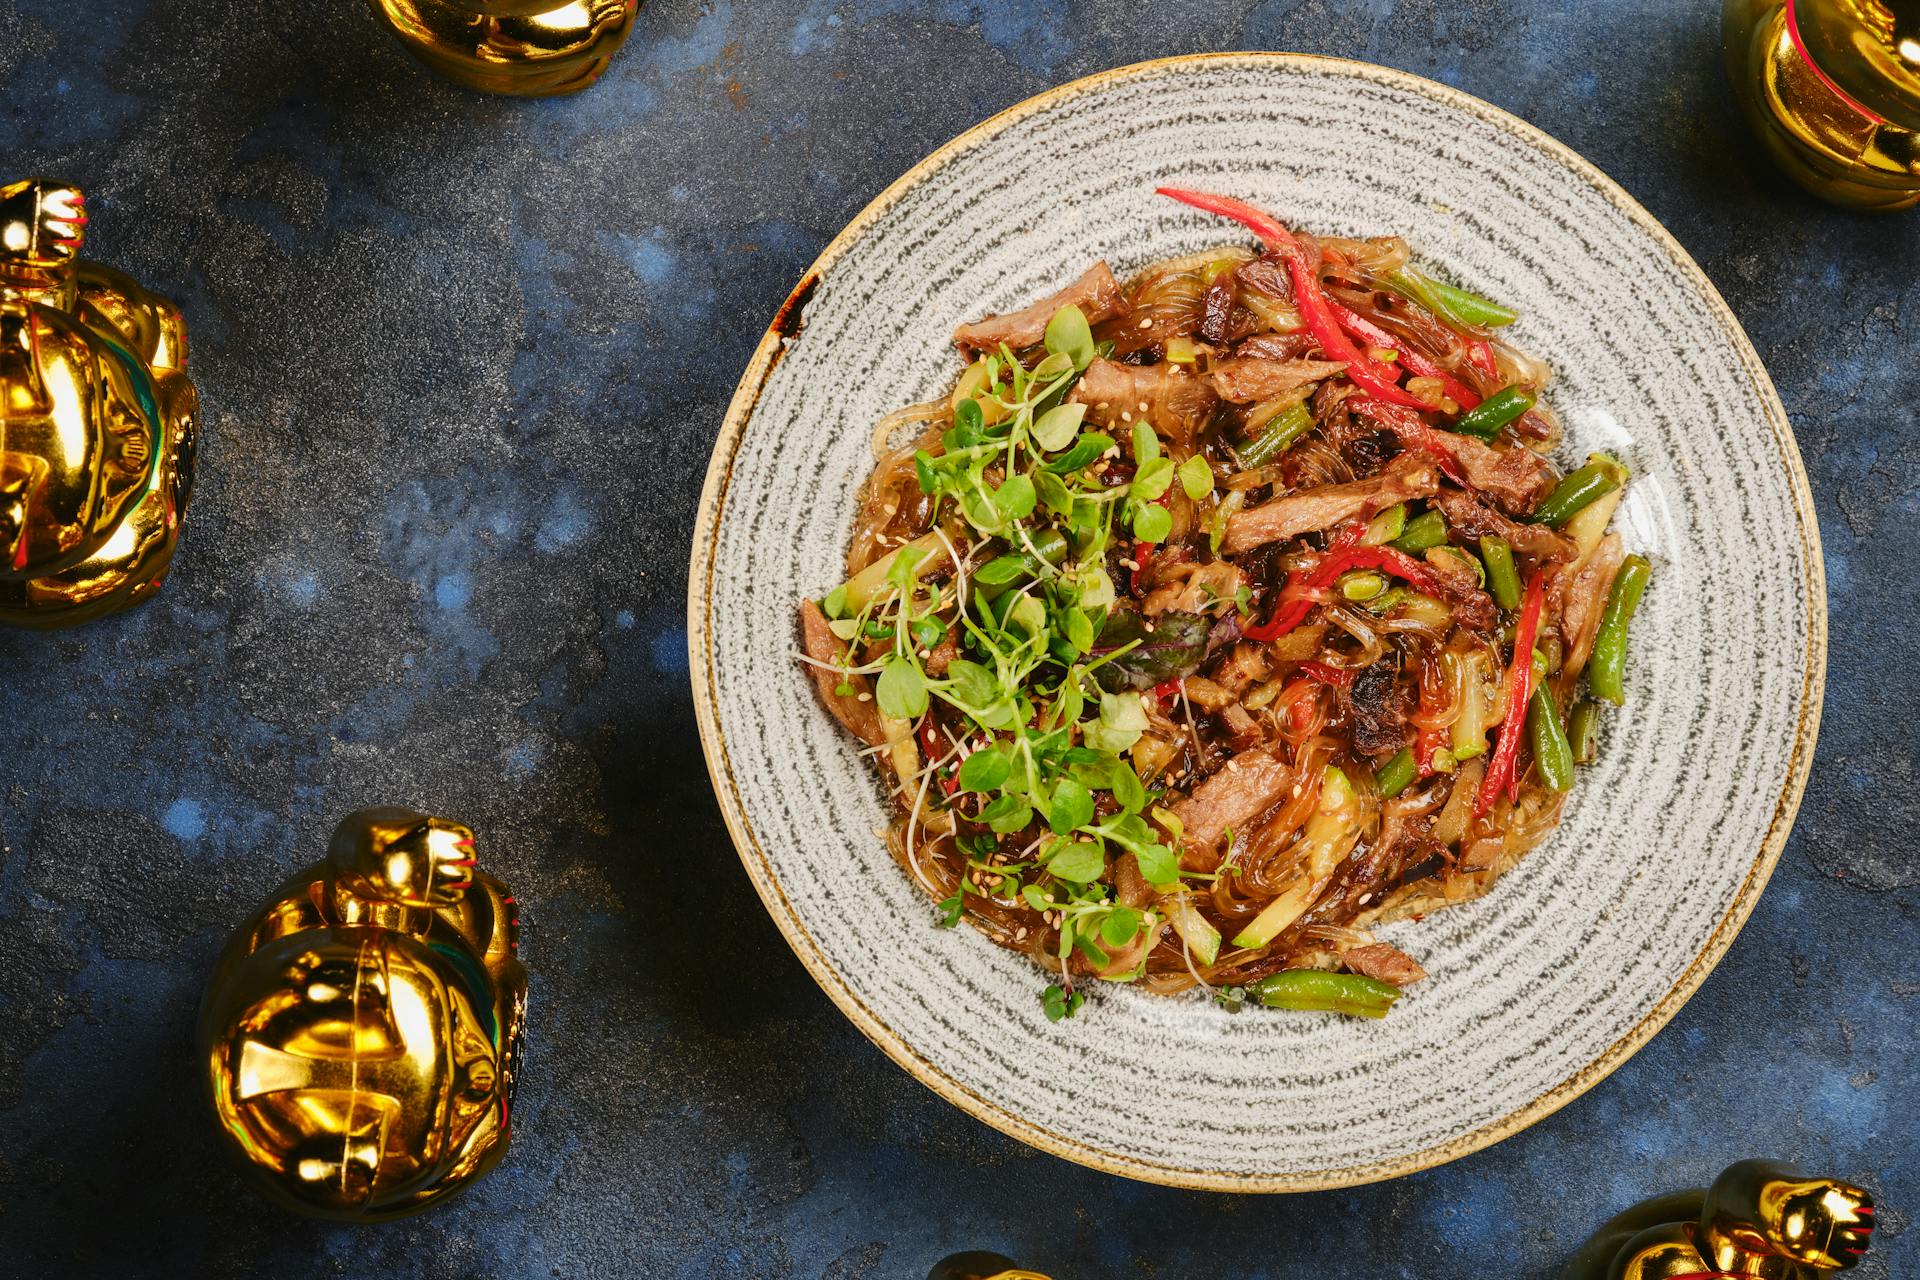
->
left=1248, top=970, right=1402, bottom=1019
left=1230, top=767, right=1360, bottom=948
left=1475, top=569, right=1545, bottom=816
left=1374, top=747, right=1417, bottom=798
left=1162, top=892, right=1221, bottom=966
left=1388, top=268, right=1519, bottom=329
left=1328, top=299, right=1481, bottom=410
left=1479, top=535, right=1522, bottom=610
left=1534, top=453, right=1629, bottom=528
left=1450, top=386, right=1535, bottom=441
left=1567, top=697, right=1601, bottom=764
left=1238, top=402, right=1315, bottom=468
left=1391, top=509, right=1448, bottom=554
left=1527, top=687, right=1575, bottom=792
left=1242, top=542, right=1448, bottom=642
left=1449, top=650, right=1493, bottom=761
left=1362, top=503, right=1407, bottom=545
left=1588, top=554, right=1651, bottom=705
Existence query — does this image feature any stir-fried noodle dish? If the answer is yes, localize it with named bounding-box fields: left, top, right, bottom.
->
left=798, top=189, right=1651, bottom=1022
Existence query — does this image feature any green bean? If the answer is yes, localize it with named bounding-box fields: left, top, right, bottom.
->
left=1388, top=268, right=1518, bottom=328
left=1363, top=502, right=1407, bottom=545
left=1250, top=970, right=1402, bottom=1019
left=1238, top=402, right=1315, bottom=468
left=1451, top=387, right=1535, bottom=441
left=1567, top=698, right=1601, bottom=765
left=1479, top=535, right=1523, bottom=610
left=1391, top=508, right=1448, bottom=553
left=1533, top=454, right=1628, bottom=528
left=1374, top=747, right=1417, bottom=799
left=1527, top=688, right=1576, bottom=792
left=1588, top=554, right=1651, bottom=705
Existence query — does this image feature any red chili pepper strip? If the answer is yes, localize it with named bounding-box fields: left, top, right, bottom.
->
left=1131, top=539, right=1153, bottom=597
left=1243, top=544, right=1448, bottom=642
left=1153, top=677, right=1184, bottom=706
left=1281, top=678, right=1318, bottom=734
left=1328, top=300, right=1482, bottom=411
left=1156, top=187, right=1431, bottom=413
left=1474, top=570, right=1545, bottom=817
left=1465, top=335, right=1499, bottom=380
left=1298, top=660, right=1355, bottom=689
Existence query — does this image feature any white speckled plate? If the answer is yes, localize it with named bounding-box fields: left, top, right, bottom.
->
left=688, top=54, right=1823, bottom=1191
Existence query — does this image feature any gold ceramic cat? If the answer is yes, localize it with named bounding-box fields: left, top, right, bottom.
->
left=370, top=0, right=639, bottom=96
left=1562, top=1159, right=1876, bottom=1279
left=1724, top=0, right=1920, bottom=209
left=0, top=179, right=197, bottom=626
left=199, top=807, right=527, bottom=1220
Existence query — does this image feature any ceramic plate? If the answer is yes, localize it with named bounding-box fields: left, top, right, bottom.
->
left=689, top=54, right=1823, bottom=1190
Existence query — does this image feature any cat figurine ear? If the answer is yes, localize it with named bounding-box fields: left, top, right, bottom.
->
left=199, top=807, right=528, bottom=1220
left=369, top=0, right=638, bottom=97
left=1562, top=1158, right=1876, bottom=1280
left=0, top=179, right=198, bottom=627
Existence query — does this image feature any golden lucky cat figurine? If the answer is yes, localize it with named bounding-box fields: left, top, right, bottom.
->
left=370, top=0, right=639, bottom=97
left=199, top=807, right=528, bottom=1220
left=0, top=179, right=197, bottom=626
left=1561, top=1158, right=1877, bottom=1279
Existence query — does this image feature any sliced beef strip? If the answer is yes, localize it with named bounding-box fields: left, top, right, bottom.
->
left=1222, top=453, right=1440, bottom=555
left=1344, top=942, right=1428, bottom=986
left=953, top=261, right=1128, bottom=354
left=1232, top=331, right=1318, bottom=362
left=1421, top=547, right=1498, bottom=632
left=1431, top=486, right=1578, bottom=563
left=1352, top=398, right=1558, bottom=515
left=799, top=600, right=886, bottom=746
left=1169, top=746, right=1292, bottom=871
left=1068, top=357, right=1219, bottom=447
left=1207, top=357, right=1349, bottom=404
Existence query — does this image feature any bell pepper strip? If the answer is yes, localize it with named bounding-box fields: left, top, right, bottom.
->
left=1156, top=187, right=1431, bottom=412
left=1153, top=676, right=1185, bottom=707
left=1328, top=299, right=1482, bottom=411
left=1348, top=398, right=1471, bottom=486
left=1475, top=569, right=1545, bottom=817
left=1243, top=542, right=1448, bottom=642
left=1130, top=539, right=1154, bottom=597
left=1298, top=660, right=1356, bottom=688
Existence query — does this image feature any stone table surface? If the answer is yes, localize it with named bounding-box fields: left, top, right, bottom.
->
left=1, top=1, right=1915, bottom=1277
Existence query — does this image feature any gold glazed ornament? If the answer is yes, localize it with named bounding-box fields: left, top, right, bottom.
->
left=927, top=1254, right=1051, bottom=1280
left=369, top=0, right=640, bottom=97
left=0, top=179, right=197, bottom=626
left=1561, top=1158, right=1877, bottom=1279
left=1723, top=0, right=1920, bottom=209
left=199, top=807, right=527, bottom=1220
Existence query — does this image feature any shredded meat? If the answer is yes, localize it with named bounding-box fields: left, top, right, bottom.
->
left=953, top=261, right=1128, bottom=354
left=1232, top=331, right=1317, bottom=361
left=1207, top=357, right=1348, bottom=404
left=1556, top=532, right=1625, bottom=681
left=1421, top=547, right=1498, bottom=632
left=1353, top=399, right=1558, bottom=515
left=1432, top=487, right=1578, bottom=563
left=799, top=600, right=885, bottom=746
left=1143, top=560, right=1241, bottom=617
left=1222, top=453, right=1440, bottom=555
left=1345, top=942, right=1427, bottom=985
left=1170, top=747, right=1292, bottom=871
left=1069, top=358, right=1218, bottom=446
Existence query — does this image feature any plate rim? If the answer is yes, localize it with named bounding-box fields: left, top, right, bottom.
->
left=686, top=51, right=1827, bottom=1192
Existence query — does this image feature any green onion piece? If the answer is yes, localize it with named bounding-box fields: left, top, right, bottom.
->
left=1588, top=554, right=1651, bottom=705
left=1364, top=585, right=1407, bottom=616
left=1238, top=402, right=1314, bottom=468
left=1248, top=970, right=1402, bottom=1019
left=1363, top=503, right=1407, bottom=545
left=1374, top=748, right=1417, bottom=798
left=1339, top=570, right=1387, bottom=602
left=1479, top=535, right=1522, bottom=610
left=1392, top=508, right=1448, bottom=553
left=1533, top=456, right=1627, bottom=528
left=1451, top=386, right=1535, bottom=441
left=1527, top=687, right=1576, bottom=792
left=1567, top=698, right=1601, bottom=764
left=1390, top=268, right=1518, bottom=328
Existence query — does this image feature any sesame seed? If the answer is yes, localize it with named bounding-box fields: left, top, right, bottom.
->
left=1137, top=401, right=1150, bottom=413
left=1138, top=316, right=1153, bottom=329
left=1357, top=892, right=1373, bottom=905
left=1120, top=411, right=1134, bottom=422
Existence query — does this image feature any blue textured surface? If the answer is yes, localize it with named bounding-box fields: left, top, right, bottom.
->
left=1, top=2, right=1916, bottom=1277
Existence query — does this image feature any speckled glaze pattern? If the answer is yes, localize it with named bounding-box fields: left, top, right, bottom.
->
left=693, top=55, right=1824, bottom=1190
